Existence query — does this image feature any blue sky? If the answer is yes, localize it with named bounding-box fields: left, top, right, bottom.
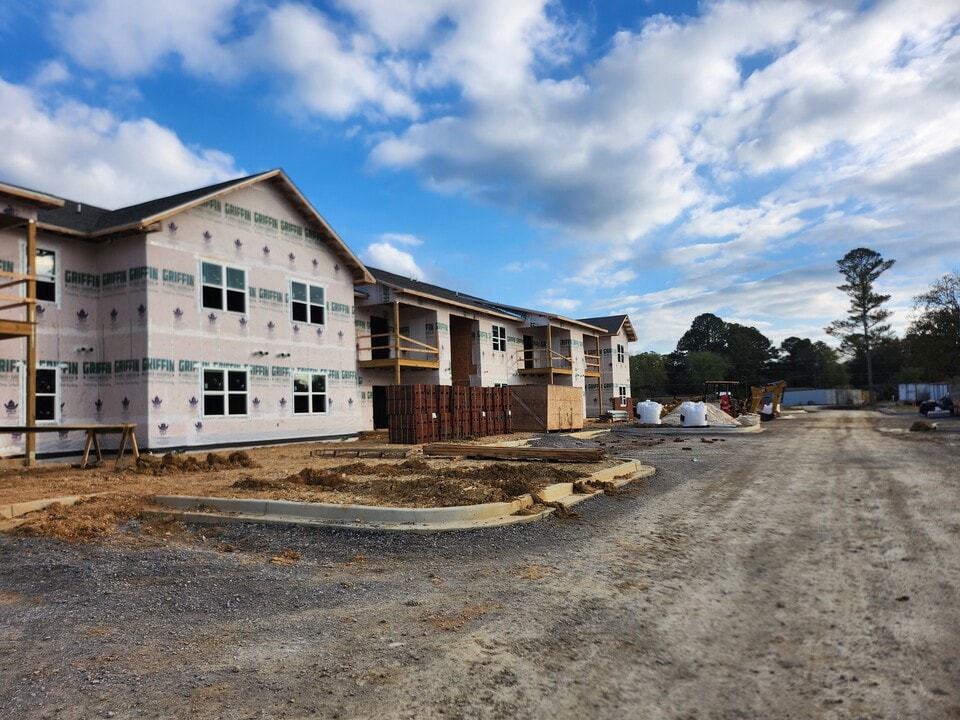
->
left=2, top=0, right=959, bottom=353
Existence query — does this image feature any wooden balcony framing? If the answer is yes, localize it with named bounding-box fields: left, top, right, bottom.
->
left=356, top=302, right=439, bottom=383
left=0, top=218, right=38, bottom=463
left=516, top=348, right=574, bottom=381
left=584, top=352, right=601, bottom=378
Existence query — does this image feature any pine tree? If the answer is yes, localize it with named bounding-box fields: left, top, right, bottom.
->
left=825, top=248, right=895, bottom=402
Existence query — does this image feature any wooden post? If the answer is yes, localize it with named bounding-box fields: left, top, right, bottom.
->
left=25, top=220, right=37, bottom=466
left=393, top=301, right=401, bottom=385
left=547, top=324, right=554, bottom=385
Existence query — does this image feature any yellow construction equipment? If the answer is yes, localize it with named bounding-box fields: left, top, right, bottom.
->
left=704, top=380, right=743, bottom=416
left=658, top=395, right=705, bottom=417
left=748, top=381, right=787, bottom=419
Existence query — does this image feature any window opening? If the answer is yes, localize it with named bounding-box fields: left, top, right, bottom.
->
left=203, top=369, right=248, bottom=416
left=291, top=281, right=325, bottom=325
left=201, top=261, right=246, bottom=313
left=293, top=373, right=327, bottom=414
left=36, top=368, right=57, bottom=421
left=492, top=325, right=506, bottom=352
left=36, top=249, right=56, bottom=302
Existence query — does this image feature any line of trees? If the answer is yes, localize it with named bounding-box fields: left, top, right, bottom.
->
left=630, top=248, right=959, bottom=401
left=629, top=314, right=848, bottom=398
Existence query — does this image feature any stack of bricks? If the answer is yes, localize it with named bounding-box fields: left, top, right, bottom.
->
left=387, top=384, right=513, bottom=444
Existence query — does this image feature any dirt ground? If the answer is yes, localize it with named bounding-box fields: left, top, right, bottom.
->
left=1, top=409, right=959, bottom=719
left=0, top=430, right=624, bottom=542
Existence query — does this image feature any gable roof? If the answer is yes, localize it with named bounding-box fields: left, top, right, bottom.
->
left=577, top=314, right=638, bottom=341
left=367, top=267, right=524, bottom=321
left=35, top=170, right=374, bottom=284
left=368, top=267, right=613, bottom=333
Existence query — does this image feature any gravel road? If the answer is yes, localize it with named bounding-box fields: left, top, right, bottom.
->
left=2, top=409, right=958, bottom=719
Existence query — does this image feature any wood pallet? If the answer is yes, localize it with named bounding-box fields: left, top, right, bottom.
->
left=310, top=446, right=411, bottom=459
left=422, top=443, right=603, bottom=463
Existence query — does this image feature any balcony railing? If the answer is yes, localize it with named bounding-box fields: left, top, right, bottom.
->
left=584, top=352, right=601, bottom=376
left=356, top=332, right=440, bottom=368
left=515, top=347, right=573, bottom=374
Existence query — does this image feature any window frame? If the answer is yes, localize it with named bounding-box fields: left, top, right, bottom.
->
left=290, top=280, right=325, bottom=326
left=616, top=343, right=625, bottom=364
left=202, top=368, right=249, bottom=417
left=492, top=325, right=506, bottom=353
left=618, top=385, right=627, bottom=403
left=35, top=366, right=58, bottom=423
left=293, top=372, right=328, bottom=415
left=201, top=260, right=247, bottom=314
left=35, top=247, right=57, bottom=303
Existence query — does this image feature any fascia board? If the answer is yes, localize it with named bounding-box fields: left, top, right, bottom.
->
left=392, top=287, right=521, bottom=322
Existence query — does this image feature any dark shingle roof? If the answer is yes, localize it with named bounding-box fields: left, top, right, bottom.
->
left=37, top=173, right=268, bottom=235
left=577, top=314, right=637, bottom=341
left=29, top=170, right=373, bottom=284
left=368, top=267, right=622, bottom=333
left=367, top=267, right=523, bottom=319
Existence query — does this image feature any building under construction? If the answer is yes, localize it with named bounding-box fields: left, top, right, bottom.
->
left=0, top=172, right=635, bottom=459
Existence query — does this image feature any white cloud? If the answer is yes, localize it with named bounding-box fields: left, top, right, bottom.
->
left=536, top=295, right=581, bottom=314
left=0, top=77, right=240, bottom=207
left=32, top=61, right=70, bottom=87
left=502, top=260, right=548, bottom=273
left=18, top=0, right=960, bottom=355
left=52, top=0, right=241, bottom=78
left=361, top=242, right=426, bottom=279
left=247, top=3, right=419, bottom=120
left=378, top=232, right=422, bottom=246
left=336, top=0, right=459, bottom=49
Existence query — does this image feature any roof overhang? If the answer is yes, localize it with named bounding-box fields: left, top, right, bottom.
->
left=0, top=183, right=65, bottom=209
left=386, top=286, right=522, bottom=322
left=0, top=184, right=65, bottom=229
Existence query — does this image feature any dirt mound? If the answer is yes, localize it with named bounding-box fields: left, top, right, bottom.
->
left=910, top=420, right=935, bottom=432
left=10, top=494, right=149, bottom=543
left=137, top=451, right=259, bottom=475
left=287, top=468, right=352, bottom=488
left=269, top=460, right=588, bottom=507
left=329, top=459, right=432, bottom=476
left=361, top=462, right=586, bottom=506
left=231, top=477, right=277, bottom=490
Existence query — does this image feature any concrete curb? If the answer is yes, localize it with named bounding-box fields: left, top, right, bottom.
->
left=147, top=460, right=655, bottom=533
left=1, top=494, right=92, bottom=520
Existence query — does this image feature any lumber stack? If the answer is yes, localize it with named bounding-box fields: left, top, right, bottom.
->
left=422, top=443, right=604, bottom=463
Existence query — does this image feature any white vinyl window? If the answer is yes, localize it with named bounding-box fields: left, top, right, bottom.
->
left=293, top=373, right=327, bottom=414
left=492, top=325, right=506, bottom=352
left=619, top=386, right=627, bottom=403
left=203, top=369, right=248, bottom=416
left=201, top=261, right=246, bottom=313
left=617, top=343, right=625, bottom=363
left=291, top=281, right=325, bottom=325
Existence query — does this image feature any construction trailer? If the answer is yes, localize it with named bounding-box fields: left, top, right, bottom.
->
left=1, top=172, right=638, bottom=458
